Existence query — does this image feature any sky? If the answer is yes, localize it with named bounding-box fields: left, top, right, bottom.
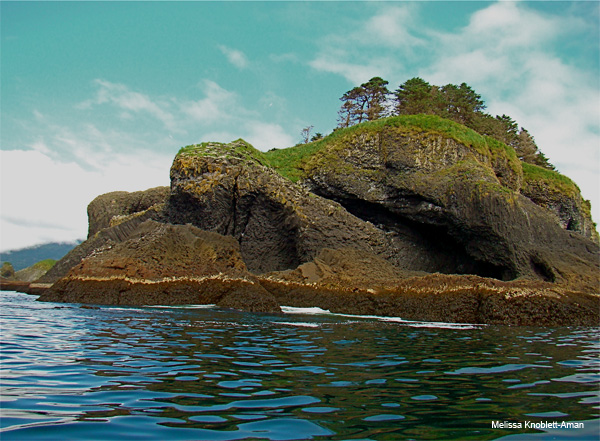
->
left=1, top=1, right=599, bottom=252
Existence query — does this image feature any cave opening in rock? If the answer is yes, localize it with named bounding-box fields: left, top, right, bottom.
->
left=530, top=255, right=556, bottom=283
left=332, top=196, right=516, bottom=281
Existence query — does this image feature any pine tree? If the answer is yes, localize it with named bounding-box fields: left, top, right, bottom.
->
left=394, top=77, right=434, bottom=115
left=337, top=77, right=390, bottom=128
left=515, top=128, right=538, bottom=163
left=337, top=87, right=367, bottom=128
left=437, top=83, right=486, bottom=126
left=361, top=77, right=390, bottom=121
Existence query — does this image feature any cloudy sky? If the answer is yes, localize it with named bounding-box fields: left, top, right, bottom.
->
left=1, top=1, right=599, bottom=252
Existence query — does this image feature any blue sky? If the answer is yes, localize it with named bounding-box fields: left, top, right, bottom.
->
left=1, top=1, right=599, bottom=251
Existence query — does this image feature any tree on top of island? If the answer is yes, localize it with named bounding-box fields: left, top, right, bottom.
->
left=337, top=76, right=555, bottom=170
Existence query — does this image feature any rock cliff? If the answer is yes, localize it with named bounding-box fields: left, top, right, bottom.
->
left=294, top=117, right=598, bottom=291
left=37, top=116, right=599, bottom=325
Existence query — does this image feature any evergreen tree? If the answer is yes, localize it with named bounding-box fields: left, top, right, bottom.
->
left=494, top=114, right=519, bottom=147
left=394, top=77, right=434, bottom=115
left=533, top=151, right=556, bottom=170
left=337, top=86, right=367, bottom=128
left=437, top=83, right=486, bottom=126
left=361, top=77, right=390, bottom=121
left=515, top=128, right=538, bottom=163
left=337, top=77, right=390, bottom=127
left=337, top=75, right=556, bottom=171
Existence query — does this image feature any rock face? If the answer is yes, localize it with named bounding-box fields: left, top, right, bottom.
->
left=36, top=116, right=599, bottom=325
left=167, top=141, right=402, bottom=274
left=38, top=201, right=165, bottom=284
left=86, top=187, right=169, bottom=237
left=39, top=220, right=280, bottom=313
left=520, top=163, right=599, bottom=244
left=297, top=118, right=599, bottom=292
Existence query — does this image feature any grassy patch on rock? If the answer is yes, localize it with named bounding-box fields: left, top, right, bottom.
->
left=521, top=162, right=580, bottom=198
left=264, top=115, right=522, bottom=186
left=177, top=139, right=270, bottom=167
left=32, top=259, right=57, bottom=271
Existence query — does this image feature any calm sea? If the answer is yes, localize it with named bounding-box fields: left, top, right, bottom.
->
left=1, top=291, right=598, bottom=440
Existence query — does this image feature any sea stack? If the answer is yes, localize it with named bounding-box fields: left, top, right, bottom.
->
left=37, top=116, right=599, bottom=325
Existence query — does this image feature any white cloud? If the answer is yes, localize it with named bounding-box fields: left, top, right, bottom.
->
left=363, top=5, right=423, bottom=49
left=245, top=122, right=296, bottom=151
left=309, top=56, right=392, bottom=86
left=77, top=78, right=295, bottom=151
left=80, top=79, right=178, bottom=131
left=309, top=5, right=420, bottom=84
left=182, top=80, right=241, bottom=124
left=0, top=148, right=171, bottom=252
left=218, top=45, right=249, bottom=69
left=181, top=80, right=294, bottom=150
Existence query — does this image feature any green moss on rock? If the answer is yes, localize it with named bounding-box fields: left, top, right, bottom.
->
left=521, top=162, right=580, bottom=198
left=264, top=115, right=522, bottom=190
left=177, top=139, right=270, bottom=167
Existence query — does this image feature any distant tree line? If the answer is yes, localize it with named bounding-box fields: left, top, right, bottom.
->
left=336, top=76, right=554, bottom=170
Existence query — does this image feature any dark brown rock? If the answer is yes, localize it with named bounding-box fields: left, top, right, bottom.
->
left=167, top=141, right=408, bottom=274
left=299, top=121, right=599, bottom=291
left=38, top=220, right=281, bottom=313
left=87, top=186, right=169, bottom=237
left=259, top=270, right=599, bottom=326
left=38, top=124, right=599, bottom=325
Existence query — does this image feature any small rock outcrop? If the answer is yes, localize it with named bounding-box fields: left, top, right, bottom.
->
left=39, top=220, right=280, bottom=312
left=14, top=259, right=56, bottom=282
left=87, top=186, right=169, bottom=237
left=1, top=262, right=15, bottom=279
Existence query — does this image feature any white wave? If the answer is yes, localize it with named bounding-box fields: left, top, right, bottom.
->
left=106, top=307, right=146, bottom=312
left=280, top=305, right=480, bottom=329
left=278, top=321, right=321, bottom=328
left=281, top=306, right=332, bottom=315
left=145, top=304, right=217, bottom=309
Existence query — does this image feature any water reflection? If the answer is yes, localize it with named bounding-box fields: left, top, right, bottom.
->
left=1, top=292, right=598, bottom=440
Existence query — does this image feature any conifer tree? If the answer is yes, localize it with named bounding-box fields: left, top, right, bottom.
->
left=515, top=128, right=538, bottom=163
left=361, top=77, right=390, bottom=121
left=337, top=87, right=367, bottom=128
left=337, top=77, right=390, bottom=127
left=394, top=77, right=434, bottom=115
left=437, top=83, right=486, bottom=126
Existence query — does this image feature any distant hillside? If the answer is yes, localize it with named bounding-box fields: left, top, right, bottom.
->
left=0, top=241, right=81, bottom=271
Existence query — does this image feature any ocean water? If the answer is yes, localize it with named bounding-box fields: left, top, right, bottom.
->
left=1, top=291, right=598, bottom=441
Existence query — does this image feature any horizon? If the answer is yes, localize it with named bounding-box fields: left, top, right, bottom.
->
left=2, top=1, right=599, bottom=251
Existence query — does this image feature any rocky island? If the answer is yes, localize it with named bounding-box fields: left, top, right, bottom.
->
left=35, top=115, right=599, bottom=325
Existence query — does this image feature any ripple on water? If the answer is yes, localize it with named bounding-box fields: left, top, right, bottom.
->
left=411, top=395, right=438, bottom=401
left=1, top=292, right=599, bottom=440
left=363, top=414, right=406, bottom=422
